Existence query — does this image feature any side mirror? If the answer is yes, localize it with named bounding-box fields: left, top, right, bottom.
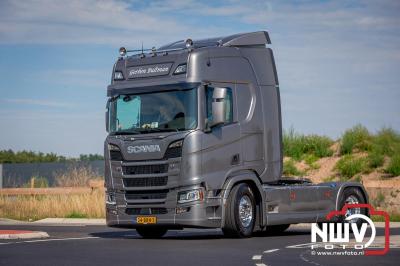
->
left=210, top=87, right=227, bottom=127
left=105, top=99, right=110, bottom=133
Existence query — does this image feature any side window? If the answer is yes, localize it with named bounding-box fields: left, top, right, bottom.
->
left=206, top=86, right=233, bottom=124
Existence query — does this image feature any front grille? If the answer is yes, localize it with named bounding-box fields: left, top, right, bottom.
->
left=123, top=164, right=168, bottom=175
left=125, top=208, right=168, bottom=215
left=123, top=176, right=168, bottom=187
left=125, top=190, right=168, bottom=200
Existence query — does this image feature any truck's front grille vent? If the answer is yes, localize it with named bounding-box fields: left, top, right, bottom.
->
left=164, top=146, right=182, bottom=159
left=110, top=150, right=123, bottom=161
left=125, top=208, right=168, bottom=215
left=125, top=190, right=168, bottom=200
left=123, top=177, right=168, bottom=187
left=123, top=164, right=168, bottom=175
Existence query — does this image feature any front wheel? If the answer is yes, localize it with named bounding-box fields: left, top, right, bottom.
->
left=136, top=227, right=168, bottom=239
left=222, top=183, right=256, bottom=238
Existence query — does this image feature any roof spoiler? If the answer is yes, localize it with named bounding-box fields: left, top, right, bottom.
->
left=221, top=31, right=271, bottom=47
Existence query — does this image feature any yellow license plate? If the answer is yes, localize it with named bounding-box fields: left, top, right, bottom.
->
left=136, top=216, right=157, bottom=224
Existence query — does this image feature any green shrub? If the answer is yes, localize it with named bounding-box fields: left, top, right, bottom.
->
left=23, top=176, right=49, bottom=188
left=283, top=128, right=333, bottom=160
left=386, top=154, right=400, bottom=176
left=372, top=127, right=400, bottom=156
left=283, top=159, right=302, bottom=176
left=335, top=155, right=368, bottom=180
left=367, top=152, right=384, bottom=169
left=340, top=125, right=372, bottom=155
left=303, top=154, right=320, bottom=170
left=65, top=211, right=88, bottom=218
left=372, top=213, right=400, bottom=222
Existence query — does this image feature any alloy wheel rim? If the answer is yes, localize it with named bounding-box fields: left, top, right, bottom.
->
left=239, top=195, right=253, bottom=228
left=344, top=195, right=360, bottom=223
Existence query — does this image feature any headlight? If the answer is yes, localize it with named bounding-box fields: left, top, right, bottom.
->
left=108, top=144, right=123, bottom=161
left=108, top=144, right=120, bottom=151
left=168, top=139, right=183, bottom=148
left=114, top=71, right=124, bottom=80
left=178, top=189, right=203, bottom=204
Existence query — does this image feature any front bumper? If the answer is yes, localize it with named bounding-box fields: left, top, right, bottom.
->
left=106, top=189, right=223, bottom=228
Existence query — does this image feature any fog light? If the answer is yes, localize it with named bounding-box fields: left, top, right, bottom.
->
left=176, top=207, right=190, bottom=214
left=106, top=192, right=116, bottom=205
left=178, top=189, right=203, bottom=204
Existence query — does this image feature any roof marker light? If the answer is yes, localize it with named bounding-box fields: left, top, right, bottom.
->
left=185, top=39, right=193, bottom=50
left=151, top=46, right=157, bottom=57
left=119, top=47, right=127, bottom=57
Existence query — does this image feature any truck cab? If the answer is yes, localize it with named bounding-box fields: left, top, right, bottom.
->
left=104, top=31, right=368, bottom=238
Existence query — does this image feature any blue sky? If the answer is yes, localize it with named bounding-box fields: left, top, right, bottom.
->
left=0, top=0, right=399, bottom=157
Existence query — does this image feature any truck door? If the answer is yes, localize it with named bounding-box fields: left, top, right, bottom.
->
left=201, top=85, right=241, bottom=188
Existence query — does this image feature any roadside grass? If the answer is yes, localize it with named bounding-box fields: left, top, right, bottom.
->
left=283, top=159, right=303, bottom=176
left=340, top=124, right=372, bottom=155
left=22, top=176, right=49, bottom=188
left=371, top=213, right=400, bottom=222
left=367, top=152, right=384, bottom=169
left=335, top=155, right=369, bottom=180
left=0, top=190, right=105, bottom=221
left=386, top=154, right=400, bottom=176
left=372, top=127, right=400, bottom=156
left=65, top=211, right=88, bottom=219
left=283, top=128, right=334, bottom=160
left=303, top=154, right=320, bottom=170
left=55, top=165, right=103, bottom=187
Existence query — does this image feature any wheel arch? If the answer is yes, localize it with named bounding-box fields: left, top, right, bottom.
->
left=335, top=182, right=369, bottom=213
left=221, top=170, right=266, bottom=228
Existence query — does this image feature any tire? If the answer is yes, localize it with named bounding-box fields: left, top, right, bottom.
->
left=136, top=227, right=168, bottom=239
left=337, top=187, right=367, bottom=229
left=222, top=183, right=256, bottom=238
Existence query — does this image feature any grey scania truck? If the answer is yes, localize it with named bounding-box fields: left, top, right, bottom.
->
left=104, top=31, right=369, bottom=238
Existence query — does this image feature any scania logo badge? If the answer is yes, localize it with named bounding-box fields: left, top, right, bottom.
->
left=127, top=145, right=161, bottom=154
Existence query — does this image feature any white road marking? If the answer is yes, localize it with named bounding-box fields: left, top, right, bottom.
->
left=286, top=242, right=315, bottom=248
left=300, top=250, right=320, bottom=266
left=252, top=255, right=262, bottom=260
left=255, top=264, right=267, bottom=266
left=0, top=236, right=99, bottom=245
left=263, top=248, right=279, bottom=253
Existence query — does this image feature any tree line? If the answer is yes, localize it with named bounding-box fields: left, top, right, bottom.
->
left=0, top=149, right=104, bottom=164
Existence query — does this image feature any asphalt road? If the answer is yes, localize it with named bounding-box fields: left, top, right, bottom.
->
left=0, top=225, right=398, bottom=266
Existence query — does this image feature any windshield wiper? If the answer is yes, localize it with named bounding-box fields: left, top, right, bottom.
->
left=112, top=130, right=140, bottom=135
left=137, top=128, right=179, bottom=133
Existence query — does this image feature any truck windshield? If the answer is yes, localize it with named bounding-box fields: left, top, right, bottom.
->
left=109, top=88, right=197, bottom=134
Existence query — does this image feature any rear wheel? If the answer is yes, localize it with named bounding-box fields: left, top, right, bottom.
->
left=318, top=187, right=366, bottom=231
left=338, top=187, right=367, bottom=228
left=222, top=183, right=256, bottom=238
left=136, top=227, right=168, bottom=239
